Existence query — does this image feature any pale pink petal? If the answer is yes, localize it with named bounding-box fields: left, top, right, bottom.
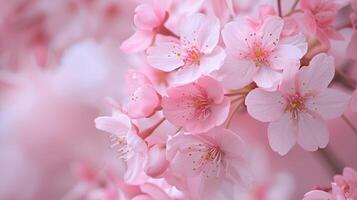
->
left=260, top=16, right=284, bottom=50
left=342, top=167, right=357, bottom=183
left=218, top=56, right=257, bottom=90
left=134, top=4, right=162, bottom=30
left=132, top=195, right=153, bottom=200
left=245, top=88, right=287, bottom=122
left=140, top=183, right=171, bottom=200
left=197, top=76, right=225, bottom=103
left=213, top=128, right=245, bottom=160
left=126, top=70, right=152, bottom=94
left=279, top=33, right=308, bottom=58
left=222, top=18, right=253, bottom=56
left=124, top=85, right=160, bottom=119
left=121, top=30, right=154, bottom=53
left=94, top=113, right=131, bottom=135
left=267, top=113, right=297, bottom=155
left=172, top=48, right=225, bottom=84
left=269, top=44, right=303, bottom=70
left=303, top=190, right=333, bottom=200
left=297, top=113, right=329, bottom=151
left=180, top=13, right=205, bottom=47
left=298, top=53, right=335, bottom=95
left=306, top=88, right=350, bottom=120
left=253, top=66, right=282, bottom=90
left=147, top=42, right=185, bottom=72
left=197, top=16, right=220, bottom=53
left=144, top=145, right=169, bottom=177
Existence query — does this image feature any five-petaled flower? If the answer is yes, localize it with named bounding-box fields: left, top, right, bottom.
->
left=245, top=53, right=350, bottom=155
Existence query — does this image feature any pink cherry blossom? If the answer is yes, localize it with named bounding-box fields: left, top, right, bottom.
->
left=120, top=0, right=171, bottom=53
left=347, top=0, right=357, bottom=60
left=303, top=167, right=357, bottom=200
left=300, top=0, right=343, bottom=47
left=166, top=127, right=251, bottom=199
left=147, top=13, right=226, bottom=84
left=246, top=53, right=350, bottom=155
left=122, top=70, right=161, bottom=119
left=161, top=76, right=230, bottom=133
left=221, top=16, right=306, bottom=90
left=144, top=144, right=169, bottom=177
left=95, top=110, right=149, bottom=184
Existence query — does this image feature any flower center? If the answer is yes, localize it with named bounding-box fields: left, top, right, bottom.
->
left=251, top=46, right=269, bottom=67
left=110, top=135, right=133, bottom=161
left=184, top=46, right=201, bottom=65
left=187, top=143, right=223, bottom=178
left=192, top=96, right=212, bottom=120
left=287, top=94, right=306, bottom=119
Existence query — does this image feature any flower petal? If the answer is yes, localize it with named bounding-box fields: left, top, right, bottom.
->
left=306, top=88, right=350, bottom=120
left=245, top=88, right=286, bottom=122
left=121, top=30, right=154, bottom=53
left=297, top=113, right=329, bottom=152
left=261, top=16, right=284, bottom=50
left=253, top=66, right=282, bottom=91
left=298, top=53, right=335, bottom=95
left=147, top=42, right=185, bottom=72
left=268, top=113, right=297, bottom=155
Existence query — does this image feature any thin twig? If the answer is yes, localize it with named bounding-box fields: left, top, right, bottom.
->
left=315, top=148, right=343, bottom=175
left=225, top=101, right=243, bottom=128
left=277, top=0, right=283, bottom=17
left=341, top=114, right=357, bottom=135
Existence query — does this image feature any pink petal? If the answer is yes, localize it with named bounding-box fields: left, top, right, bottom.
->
left=197, top=76, right=225, bottom=103
left=306, top=88, right=350, bottom=120
left=125, top=70, right=152, bottom=95
left=253, top=66, right=282, bottom=90
left=132, top=195, right=153, bottom=200
left=245, top=88, right=286, bottom=122
left=144, top=145, right=169, bottom=177
left=267, top=113, right=297, bottom=155
left=260, top=16, right=284, bottom=50
left=121, top=30, right=154, bottom=53
left=218, top=56, right=257, bottom=90
left=303, top=190, right=333, bottom=200
left=298, top=53, right=335, bottom=95
left=197, top=16, right=220, bottom=53
left=140, top=183, right=171, bottom=200
left=297, top=113, right=329, bottom=151
left=134, top=4, right=162, bottom=30
left=222, top=18, right=253, bottom=56
left=180, top=13, right=205, bottom=47
left=213, top=128, right=245, bottom=160
left=197, top=47, right=226, bottom=75
left=269, top=44, right=303, bottom=70
left=94, top=113, right=131, bottom=135
left=147, top=42, right=185, bottom=72
left=124, top=85, right=160, bottom=119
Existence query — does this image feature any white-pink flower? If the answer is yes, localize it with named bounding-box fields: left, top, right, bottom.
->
left=166, top=128, right=251, bottom=199
left=300, top=0, right=343, bottom=47
left=303, top=167, right=357, bottom=200
left=94, top=110, right=148, bottom=184
left=120, top=0, right=171, bottom=53
left=221, top=16, right=306, bottom=90
left=147, top=13, right=226, bottom=84
left=246, top=53, right=350, bottom=155
left=161, top=76, right=230, bottom=133
left=122, top=70, right=161, bottom=119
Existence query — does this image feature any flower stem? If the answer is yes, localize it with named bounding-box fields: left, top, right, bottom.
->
left=341, top=114, right=357, bottom=135
left=277, top=0, right=283, bottom=17
left=140, top=118, right=166, bottom=139
left=316, top=148, right=343, bottom=175
left=225, top=100, right=244, bottom=128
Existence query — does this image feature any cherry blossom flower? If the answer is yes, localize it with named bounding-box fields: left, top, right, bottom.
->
left=120, top=0, right=171, bottom=53
left=221, top=16, right=306, bottom=90
left=95, top=110, right=149, bottom=184
left=122, top=70, right=161, bottom=119
left=303, top=167, right=357, bottom=200
left=246, top=53, right=350, bottom=155
left=166, top=127, right=251, bottom=199
left=300, top=0, right=343, bottom=47
left=147, top=13, right=226, bottom=84
left=161, top=76, right=230, bottom=133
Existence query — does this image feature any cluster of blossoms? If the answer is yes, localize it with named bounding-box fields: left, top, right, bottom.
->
left=84, top=0, right=356, bottom=199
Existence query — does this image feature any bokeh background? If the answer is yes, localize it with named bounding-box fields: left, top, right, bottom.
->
left=0, top=0, right=356, bottom=199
